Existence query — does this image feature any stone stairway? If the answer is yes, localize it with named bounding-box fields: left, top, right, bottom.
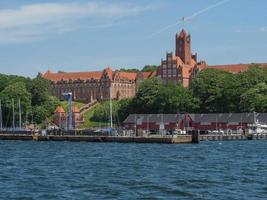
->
left=80, top=100, right=98, bottom=115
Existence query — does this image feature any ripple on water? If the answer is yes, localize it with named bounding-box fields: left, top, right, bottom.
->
left=0, top=141, right=267, bottom=200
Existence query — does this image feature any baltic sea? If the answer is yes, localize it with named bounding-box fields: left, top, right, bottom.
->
left=0, top=140, right=266, bottom=200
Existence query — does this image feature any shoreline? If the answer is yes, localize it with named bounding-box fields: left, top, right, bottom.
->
left=0, top=133, right=266, bottom=143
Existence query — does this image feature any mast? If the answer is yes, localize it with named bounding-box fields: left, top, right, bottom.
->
left=109, top=86, right=113, bottom=129
left=25, top=112, right=28, bottom=127
left=216, top=115, right=218, bottom=132
left=31, top=112, right=33, bottom=127
left=18, top=99, right=22, bottom=129
left=134, top=113, right=137, bottom=136
left=59, top=112, right=61, bottom=129
left=12, top=98, right=15, bottom=130
left=68, top=93, right=73, bottom=130
left=0, top=100, right=2, bottom=130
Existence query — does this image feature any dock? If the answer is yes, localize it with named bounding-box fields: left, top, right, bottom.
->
left=0, top=134, right=193, bottom=144
left=0, top=132, right=266, bottom=143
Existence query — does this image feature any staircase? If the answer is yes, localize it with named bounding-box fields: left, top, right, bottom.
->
left=80, top=100, right=98, bottom=115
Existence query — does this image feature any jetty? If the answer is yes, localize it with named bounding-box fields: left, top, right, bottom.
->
left=0, top=131, right=267, bottom=144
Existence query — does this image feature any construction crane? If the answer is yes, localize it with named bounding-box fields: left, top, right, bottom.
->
left=62, top=92, right=73, bottom=130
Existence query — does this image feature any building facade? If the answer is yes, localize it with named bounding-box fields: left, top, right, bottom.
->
left=43, top=28, right=267, bottom=102
left=43, top=68, right=155, bottom=103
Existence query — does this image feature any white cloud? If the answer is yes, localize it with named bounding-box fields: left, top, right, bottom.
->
left=0, top=2, right=154, bottom=43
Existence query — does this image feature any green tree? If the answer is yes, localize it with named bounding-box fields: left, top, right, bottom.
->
left=190, top=68, right=236, bottom=113
left=142, top=65, right=158, bottom=72
left=156, top=83, right=199, bottom=113
left=240, top=83, right=267, bottom=112
left=131, top=77, right=162, bottom=113
left=0, top=82, right=32, bottom=126
left=119, top=68, right=139, bottom=72
left=29, top=75, right=51, bottom=106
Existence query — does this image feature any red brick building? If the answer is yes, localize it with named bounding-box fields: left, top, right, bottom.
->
left=43, top=28, right=267, bottom=102
left=43, top=68, right=155, bottom=103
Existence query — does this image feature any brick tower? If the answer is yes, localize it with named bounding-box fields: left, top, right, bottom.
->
left=175, top=29, right=192, bottom=65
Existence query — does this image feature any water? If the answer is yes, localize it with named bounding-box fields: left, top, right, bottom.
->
left=0, top=140, right=266, bottom=200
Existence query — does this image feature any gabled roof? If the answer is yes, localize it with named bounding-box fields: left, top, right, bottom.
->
left=118, top=71, right=137, bottom=81
left=182, top=67, right=193, bottom=78
left=102, top=67, right=113, bottom=80
left=142, top=71, right=157, bottom=79
left=72, top=106, right=80, bottom=113
left=55, top=106, right=65, bottom=113
left=43, top=70, right=103, bottom=82
left=190, top=113, right=256, bottom=123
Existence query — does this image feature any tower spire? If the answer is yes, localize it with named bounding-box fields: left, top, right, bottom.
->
left=175, top=28, right=192, bottom=65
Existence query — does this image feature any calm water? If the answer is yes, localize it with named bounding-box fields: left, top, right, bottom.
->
left=0, top=140, right=267, bottom=200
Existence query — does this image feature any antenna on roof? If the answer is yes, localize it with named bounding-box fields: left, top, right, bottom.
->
left=181, top=17, right=185, bottom=29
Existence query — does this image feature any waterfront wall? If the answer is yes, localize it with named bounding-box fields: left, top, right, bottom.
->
left=0, top=133, right=266, bottom=143
left=0, top=134, right=192, bottom=144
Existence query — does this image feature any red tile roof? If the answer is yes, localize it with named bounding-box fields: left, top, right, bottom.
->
left=142, top=71, right=156, bottom=79
left=118, top=71, right=137, bottom=81
left=43, top=70, right=103, bottom=82
left=182, top=67, right=192, bottom=78
left=207, top=63, right=267, bottom=73
left=55, top=106, right=65, bottom=113
left=72, top=106, right=80, bottom=113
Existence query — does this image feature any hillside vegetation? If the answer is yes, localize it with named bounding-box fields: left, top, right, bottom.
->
left=0, top=74, right=59, bottom=126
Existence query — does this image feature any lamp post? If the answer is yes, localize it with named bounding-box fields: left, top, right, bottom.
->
left=62, top=92, right=73, bottom=130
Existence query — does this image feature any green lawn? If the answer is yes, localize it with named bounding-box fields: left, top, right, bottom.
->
left=59, top=101, right=115, bottom=129
left=60, top=101, right=85, bottom=112
left=79, top=102, right=109, bottom=128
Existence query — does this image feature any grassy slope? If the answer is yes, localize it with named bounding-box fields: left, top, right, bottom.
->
left=60, top=101, right=85, bottom=112
left=79, top=103, right=108, bottom=128
left=60, top=101, right=108, bottom=128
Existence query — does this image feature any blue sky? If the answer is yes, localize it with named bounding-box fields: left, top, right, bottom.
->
left=0, top=0, right=266, bottom=77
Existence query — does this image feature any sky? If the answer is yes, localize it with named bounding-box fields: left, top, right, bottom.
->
left=0, top=0, right=266, bottom=77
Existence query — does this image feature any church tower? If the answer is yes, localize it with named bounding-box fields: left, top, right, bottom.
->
left=175, top=29, right=192, bottom=65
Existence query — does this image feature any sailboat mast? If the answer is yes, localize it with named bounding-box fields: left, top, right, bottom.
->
left=110, top=86, right=113, bottom=129
left=12, top=98, right=15, bottom=129
left=19, top=99, right=22, bottom=129
left=0, top=100, right=2, bottom=130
